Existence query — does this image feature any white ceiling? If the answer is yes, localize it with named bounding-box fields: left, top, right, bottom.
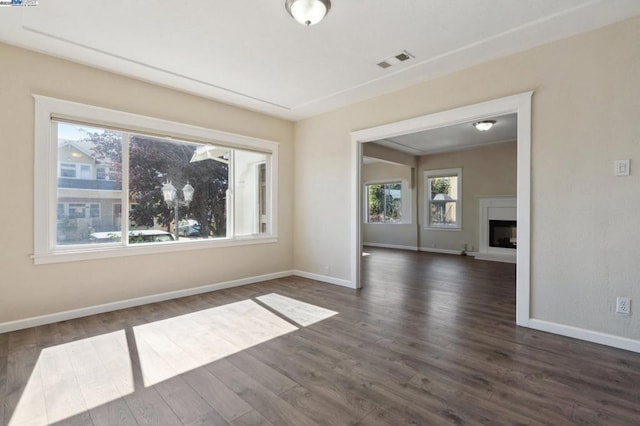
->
left=374, top=113, right=517, bottom=155
left=1, top=1, right=639, bottom=121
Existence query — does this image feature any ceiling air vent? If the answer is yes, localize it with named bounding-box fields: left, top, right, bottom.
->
left=377, top=50, right=414, bottom=69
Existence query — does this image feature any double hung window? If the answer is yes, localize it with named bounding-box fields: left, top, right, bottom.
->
left=425, top=168, right=462, bottom=230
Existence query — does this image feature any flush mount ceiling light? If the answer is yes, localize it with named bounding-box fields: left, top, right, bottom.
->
left=473, top=120, right=496, bottom=131
left=285, top=0, right=331, bottom=26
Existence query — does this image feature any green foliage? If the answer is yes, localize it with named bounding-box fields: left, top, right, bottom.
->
left=430, top=177, right=450, bottom=195
left=88, top=131, right=229, bottom=238
left=368, top=183, right=402, bottom=223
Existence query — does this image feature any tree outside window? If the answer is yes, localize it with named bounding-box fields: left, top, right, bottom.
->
left=425, top=168, right=462, bottom=229
left=367, top=182, right=402, bottom=223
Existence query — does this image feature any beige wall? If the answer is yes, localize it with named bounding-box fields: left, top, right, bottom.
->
left=294, top=17, right=640, bottom=340
left=0, top=43, right=294, bottom=324
left=363, top=143, right=416, bottom=168
left=2, top=16, right=639, bottom=343
left=419, top=143, right=517, bottom=252
left=362, top=161, right=417, bottom=248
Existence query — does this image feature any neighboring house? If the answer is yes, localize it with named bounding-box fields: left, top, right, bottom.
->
left=57, top=140, right=122, bottom=243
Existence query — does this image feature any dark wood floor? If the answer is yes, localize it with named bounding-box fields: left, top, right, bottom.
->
left=2, top=248, right=640, bottom=425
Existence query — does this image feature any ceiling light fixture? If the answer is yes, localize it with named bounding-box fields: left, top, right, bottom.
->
left=285, top=0, right=331, bottom=26
left=473, top=120, right=496, bottom=131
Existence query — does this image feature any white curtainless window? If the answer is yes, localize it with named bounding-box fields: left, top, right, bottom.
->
left=34, top=96, right=279, bottom=264
left=365, top=182, right=403, bottom=224
left=425, top=168, right=462, bottom=230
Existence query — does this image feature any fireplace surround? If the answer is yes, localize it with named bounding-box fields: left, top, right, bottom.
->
left=476, top=196, right=517, bottom=263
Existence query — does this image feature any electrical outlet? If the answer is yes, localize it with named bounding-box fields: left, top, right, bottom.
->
left=321, top=265, right=330, bottom=275
left=616, top=297, right=631, bottom=315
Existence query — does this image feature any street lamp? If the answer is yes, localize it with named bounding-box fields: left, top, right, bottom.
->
left=162, top=181, right=194, bottom=240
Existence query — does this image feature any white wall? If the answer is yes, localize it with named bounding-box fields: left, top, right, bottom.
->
left=294, top=16, right=640, bottom=341
left=363, top=143, right=416, bottom=167
left=362, top=160, right=417, bottom=249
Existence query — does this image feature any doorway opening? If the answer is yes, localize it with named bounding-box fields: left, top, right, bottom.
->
left=350, top=92, right=532, bottom=326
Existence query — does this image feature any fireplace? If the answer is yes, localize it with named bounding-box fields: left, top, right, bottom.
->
left=489, top=220, right=517, bottom=249
left=477, top=197, right=516, bottom=263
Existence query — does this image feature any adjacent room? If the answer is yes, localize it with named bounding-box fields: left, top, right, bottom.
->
left=1, top=1, right=639, bottom=424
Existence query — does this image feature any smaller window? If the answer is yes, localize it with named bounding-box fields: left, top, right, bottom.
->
left=59, top=163, right=77, bottom=178
left=68, top=203, right=87, bottom=219
left=79, top=164, right=92, bottom=179
left=366, top=182, right=403, bottom=224
left=96, top=165, right=108, bottom=180
left=89, top=203, right=101, bottom=219
left=425, top=168, right=462, bottom=230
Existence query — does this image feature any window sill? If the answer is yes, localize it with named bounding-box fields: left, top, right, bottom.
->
left=424, top=226, right=462, bottom=232
left=32, top=235, right=278, bottom=265
left=364, top=222, right=409, bottom=225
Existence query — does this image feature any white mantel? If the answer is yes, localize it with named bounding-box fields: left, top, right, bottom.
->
left=475, top=196, right=517, bottom=263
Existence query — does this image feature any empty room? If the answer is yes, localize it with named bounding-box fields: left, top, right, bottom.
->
left=1, top=1, right=639, bottom=425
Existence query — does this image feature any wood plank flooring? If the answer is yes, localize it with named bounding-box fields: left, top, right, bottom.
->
left=2, top=247, right=640, bottom=425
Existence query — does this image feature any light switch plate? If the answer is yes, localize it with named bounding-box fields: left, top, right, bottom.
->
left=615, top=159, right=630, bottom=176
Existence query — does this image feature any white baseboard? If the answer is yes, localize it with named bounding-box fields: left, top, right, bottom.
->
left=526, top=318, right=640, bottom=353
left=419, top=247, right=463, bottom=255
left=0, top=270, right=294, bottom=334
left=291, top=270, right=355, bottom=289
left=363, top=242, right=418, bottom=251
left=474, top=253, right=517, bottom=264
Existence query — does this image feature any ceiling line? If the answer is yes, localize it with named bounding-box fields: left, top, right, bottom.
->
left=22, top=25, right=293, bottom=111
left=416, top=138, right=517, bottom=156
left=378, top=138, right=424, bottom=154
left=289, top=0, right=601, bottom=111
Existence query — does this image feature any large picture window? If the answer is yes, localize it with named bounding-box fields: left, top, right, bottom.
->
left=35, top=96, right=278, bottom=264
left=425, top=168, right=462, bottom=230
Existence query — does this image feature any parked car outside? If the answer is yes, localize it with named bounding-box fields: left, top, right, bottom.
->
left=89, top=230, right=175, bottom=244
left=178, top=219, right=201, bottom=237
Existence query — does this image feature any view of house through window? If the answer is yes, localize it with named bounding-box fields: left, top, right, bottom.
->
left=366, top=182, right=402, bottom=223
left=425, top=168, right=461, bottom=229
left=56, top=121, right=269, bottom=246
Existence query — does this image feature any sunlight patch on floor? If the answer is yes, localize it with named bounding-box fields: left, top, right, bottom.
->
left=133, top=299, right=299, bottom=386
left=9, top=330, right=133, bottom=426
left=9, top=294, right=337, bottom=425
left=256, top=293, right=338, bottom=326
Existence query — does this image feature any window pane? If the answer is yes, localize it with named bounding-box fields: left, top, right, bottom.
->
left=384, top=183, right=402, bottom=223
left=57, top=123, right=123, bottom=245
left=59, top=163, right=76, bottom=178
left=96, top=166, right=107, bottom=180
left=367, top=184, right=384, bottom=223
left=129, top=135, right=229, bottom=243
left=430, top=176, right=457, bottom=201
left=430, top=201, right=457, bottom=225
left=258, top=163, right=267, bottom=233
left=367, top=183, right=402, bottom=224
left=234, top=150, right=269, bottom=236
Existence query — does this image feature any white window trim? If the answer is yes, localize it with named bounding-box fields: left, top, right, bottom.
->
left=424, top=168, right=462, bottom=231
left=34, top=95, right=279, bottom=265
